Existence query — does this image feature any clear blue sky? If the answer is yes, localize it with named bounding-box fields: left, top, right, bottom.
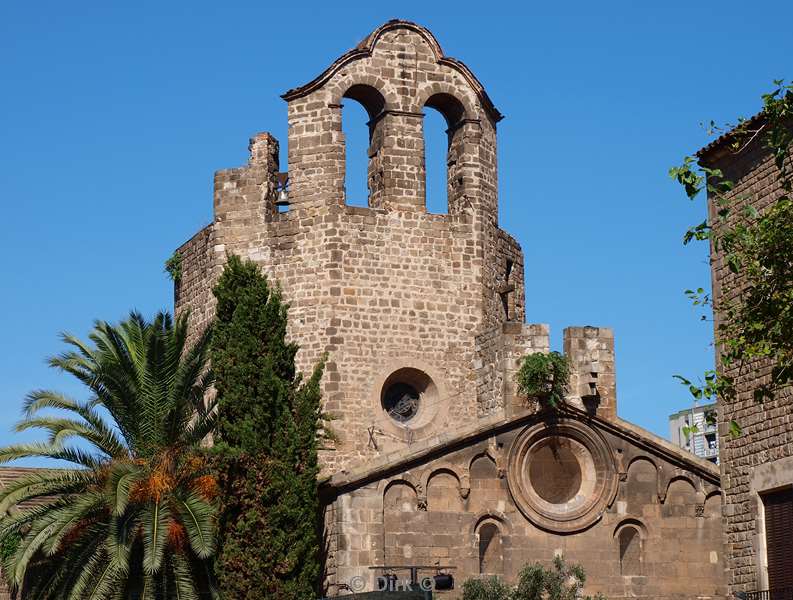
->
left=2, top=0, right=791, bottom=458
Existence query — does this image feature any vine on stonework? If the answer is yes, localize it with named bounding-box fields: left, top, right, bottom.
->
left=164, top=251, right=183, bottom=282
left=670, top=81, right=793, bottom=437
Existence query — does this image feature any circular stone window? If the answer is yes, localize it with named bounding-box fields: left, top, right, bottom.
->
left=507, top=420, right=618, bottom=533
left=528, top=438, right=583, bottom=504
left=379, top=367, right=437, bottom=428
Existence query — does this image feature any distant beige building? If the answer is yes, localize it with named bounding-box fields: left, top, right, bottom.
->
left=669, top=403, right=719, bottom=465
left=172, top=21, right=727, bottom=599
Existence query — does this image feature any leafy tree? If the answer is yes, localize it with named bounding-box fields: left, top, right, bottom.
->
left=0, top=312, right=218, bottom=599
left=462, top=556, right=606, bottom=600
left=211, top=255, right=325, bottom=600
left=670, top=81, right=793, bottom=436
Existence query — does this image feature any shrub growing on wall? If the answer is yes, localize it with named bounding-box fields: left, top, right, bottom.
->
left=516, top=351, right=570, bottom=408
left=211, top=255, right=325, bottom=600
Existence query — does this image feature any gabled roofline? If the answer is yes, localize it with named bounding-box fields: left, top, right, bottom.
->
left=325, top=407, right=719, bottom=494
left=696, top=111, right=765, bottom=165
left=281, top=19, right=504, bottom=124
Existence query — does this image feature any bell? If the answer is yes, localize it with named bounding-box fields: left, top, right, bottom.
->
left=275, top=189, right=289, bottom=206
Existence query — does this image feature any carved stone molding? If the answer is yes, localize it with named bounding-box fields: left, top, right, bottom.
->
left=506, top=419, right=618, bottom=533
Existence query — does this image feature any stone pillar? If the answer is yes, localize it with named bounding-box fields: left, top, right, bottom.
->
left=563, top=326, right=617, bottom=418
left=286, top=96, right=345, bottom=214
left=377, top=111, right=425, bottom=212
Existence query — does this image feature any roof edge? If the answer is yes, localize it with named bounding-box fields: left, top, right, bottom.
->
left=325, top=407, right=719, bottom=493
left=281, top=19, right=503, bottom=124
left=695, top=111, right=765, bottom=164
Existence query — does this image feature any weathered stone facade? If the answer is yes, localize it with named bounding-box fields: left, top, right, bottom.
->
left=174, top=20, right=727, bottom=599
left=699, top=122, right=793, bottom=596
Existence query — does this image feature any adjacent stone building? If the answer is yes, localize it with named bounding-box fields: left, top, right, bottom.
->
left=698, top=117, right=793, bottom=597
left=174, top=20, right=726, bottom=599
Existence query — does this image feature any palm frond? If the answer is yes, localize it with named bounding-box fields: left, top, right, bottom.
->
left=141, top=500, right=170, bottom=575
left=171, top=552, right=199, bottom=600
left=172, top=492, right=216, bottom=559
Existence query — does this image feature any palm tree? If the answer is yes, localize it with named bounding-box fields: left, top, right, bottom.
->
left=0, top=311, right=217, bottom=600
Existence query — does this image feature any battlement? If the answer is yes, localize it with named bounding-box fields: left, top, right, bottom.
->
left=474, top=323, right=617, bottom=422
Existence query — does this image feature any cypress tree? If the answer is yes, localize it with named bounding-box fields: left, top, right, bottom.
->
left=211, top=255, right=325, bottom=600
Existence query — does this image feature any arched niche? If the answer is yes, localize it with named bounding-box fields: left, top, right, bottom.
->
left=426, top=468, right=464, bottom=512
left=704, top=491, right=722, bottom=518
left=476, top=520, right=504, bottom=575
left=383, top=480, right=418, bottom=513
left=618, top=525, right=642, bottom=576
left=662, top=478, right=698, bottom=519
left=625, top=457, right=658, bottom=512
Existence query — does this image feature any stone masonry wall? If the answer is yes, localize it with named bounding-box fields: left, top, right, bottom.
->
left=324, top=414, right=725, bottom=599
left=175, top=22, right=522, bottom=475
left=701, top=135, right=793, bottom=594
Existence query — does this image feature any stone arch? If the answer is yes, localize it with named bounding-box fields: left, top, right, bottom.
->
left=704, top=490, right=722, bottom=518
left=662, top=477, right=699, bottom=520
left=470, top=513, right=511, bottom=576
left=422, top=91, right=470, bottom=214
left=421, top=464, right=462, bottom=494
left=663, top=476, right=697, bottom=504
left=383, top=478, right=428, bottom=566
left=426, top=467, right=465, bottom=512
left=469, top=451, right=497, bottom=474
left=624, top=457, right=658, bottom=511
left=328, top=77, right=399, bottom=115
left=477, top=521, right=503, bottom=575
left=626, top=455, right=658, bottom=472
left=613, top=517, right=648, bottom=539
left=334, top=83, right=390, bottom=208
left=470, top=511, right=513, bottom=537
left=343, top=84, right=387, bottom=122
left=614, top=519, right=645, bottom=576
left=415, top=82, right=478, bottom=122
left=383, top=479, right=419, bottom=512
left=425, top=93, right=469, bottom=130
left=469, top=452, right=499, bottom=495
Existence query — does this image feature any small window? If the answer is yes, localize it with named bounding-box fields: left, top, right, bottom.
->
left=477, top=522, right=503, bottom=575
left=618, top=526, right=642, bottom=576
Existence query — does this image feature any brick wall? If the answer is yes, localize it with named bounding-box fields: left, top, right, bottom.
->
left=700, top=130, right=793, bottom=594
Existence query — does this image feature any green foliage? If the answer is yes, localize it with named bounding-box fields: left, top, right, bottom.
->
left=462, top=575, right=513, bottom=600
left=0, top=311, right=218, bottom=599
left=211, top=255, right=326, bottom=600
left=462, top=556, right=606, bottom=600
left=671, top=81, right=793, bottom=428
left=0, top=530, right=20, bottom=587
left=516, top=352, right=570, bottom=407
left=164, top=252, right=183, bottom=282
